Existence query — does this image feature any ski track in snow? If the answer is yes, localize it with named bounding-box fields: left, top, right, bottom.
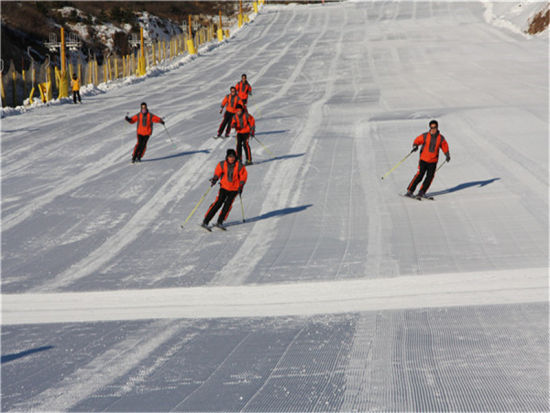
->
left=1, top=2, right=548, bottom=412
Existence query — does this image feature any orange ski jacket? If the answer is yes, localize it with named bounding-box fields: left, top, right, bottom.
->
left=128, top=112, right=163, bottom=136
left=231, top=112, right=255, bottom=135
left=214, top=160, right=248, bottom=192
left=414, top=132, right=449, bottom=163
left=221, top=94, right=243, bottom=114
left=235, top=80, right=252, bottom=100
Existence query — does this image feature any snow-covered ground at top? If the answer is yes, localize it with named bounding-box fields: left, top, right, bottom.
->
left=482, top=0, right=549, bottom=36
left=1, top=1, right=548, bottom=412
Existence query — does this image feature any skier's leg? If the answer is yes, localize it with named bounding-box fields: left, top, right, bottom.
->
left=132, top=135, right=140, bottom=162
left=138, top=135, right=150, bottom=160
left=236, top=134, right=244, bottom=161
left=407, top=161, right=427, bottom=193
left=204, top=189, right=227, bottom=224
left=419, top=162, right=437, bottom=195
left=225, top=113, right=234, bottom=136
left=218, top=191, right=238, bottom=223
left=244, top=134, right=252, bottom=162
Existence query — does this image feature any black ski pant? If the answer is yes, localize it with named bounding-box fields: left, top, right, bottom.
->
left=408, top=160, right=437, bottom=194
left=73, top=90, right=81, bottom=104
left=204, top=187, right=238, bottom=224
left=218, top=111, right=235, bottom=136
left=236, top=133, right=252, bottom=162
left=133, top=134, right=150, bottom=161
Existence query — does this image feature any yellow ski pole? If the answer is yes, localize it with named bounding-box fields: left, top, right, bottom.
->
left=180, top=185, right=213, bottom=229
left=381, top=148, right=415, bottom=180
left=239, top=194, right=246, bottom=222
left=253, top=135, right=273, bottom=156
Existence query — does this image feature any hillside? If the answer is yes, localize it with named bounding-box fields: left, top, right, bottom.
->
left=1, top=1, right=240, bottom=70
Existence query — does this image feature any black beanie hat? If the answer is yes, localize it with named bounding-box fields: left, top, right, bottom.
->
left=429, top=119, right=438, bottom=127
left=226, top=149, right=237, bottom=158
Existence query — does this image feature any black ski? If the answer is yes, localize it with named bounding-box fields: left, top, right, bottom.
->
left=200, top=223, right=212, bottom=232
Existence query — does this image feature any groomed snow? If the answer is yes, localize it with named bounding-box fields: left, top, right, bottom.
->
left=1, top=1, right=548, bottom=411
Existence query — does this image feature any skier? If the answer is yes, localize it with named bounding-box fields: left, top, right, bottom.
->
left=217, top=86, right=243, bottom=138
left=235, top=73, right=252, bottom=105
left=71, top=73, right=81, bottom=104
left=202, top=148, right=248, bottom=230
left=231, top=104, right=255, bottom=165
left=406, top=120, right=450, bottom=199
left=125, top=102, right=164, bottom=163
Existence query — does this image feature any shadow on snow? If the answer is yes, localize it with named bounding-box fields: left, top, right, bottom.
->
left=428, top=178, right=500, bottom=197
left=255, top=129, right=288, bottom=136
left=252, top=152, right=305, bottom=166
left=143, top=149, right=211, bottom=162
left=226, top=204, right=313, bottom=227
left=1, top=345, right=54, bottom=364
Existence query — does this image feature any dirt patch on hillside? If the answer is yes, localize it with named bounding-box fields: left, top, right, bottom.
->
left=527, top=6, right=549, bottom=35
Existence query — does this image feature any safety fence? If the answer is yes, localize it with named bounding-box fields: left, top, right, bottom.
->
left=1, top=0, right=263, bottom=108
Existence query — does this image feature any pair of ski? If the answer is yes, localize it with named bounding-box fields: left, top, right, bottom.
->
left=200, top=223, right=227, bottom=232
left=401, top=193, right=435, bottom=201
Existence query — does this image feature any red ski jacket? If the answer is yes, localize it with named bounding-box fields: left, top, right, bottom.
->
left=221, top=94, right=243, bottom=114
left=231, top=112, right=255, bottom=135
left=214, top=160, right=248, bottom=192
left=128, top=111, right=163, bottom=136
left=414, top=131, right=449, bottom=163
left=235, top=80, right=252, bottom=101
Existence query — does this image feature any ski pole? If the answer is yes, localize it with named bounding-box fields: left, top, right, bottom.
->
left=253, top=135, right=274, bottom=156
left=180, top=185, right=213, bottom=229
left=380, top=149, right=415, bottom=180
left=239, top=194, right=246, bottom=222
left=436, top=160, right=448, bottom=172
left=163, top=123, right=177, bottom=149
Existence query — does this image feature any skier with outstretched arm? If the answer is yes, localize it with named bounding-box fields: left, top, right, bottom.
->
left=202, top=149, right=248, bottom=231
left=125, top=102, right=164, bottom=163
left=405, top=120, right=450, bottom=199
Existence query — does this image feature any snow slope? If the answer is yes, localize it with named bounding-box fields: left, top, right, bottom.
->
left=1, top=1, right=548, bottom=411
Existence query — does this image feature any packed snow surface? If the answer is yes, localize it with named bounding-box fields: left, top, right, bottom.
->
left=1, top=1, right=548, bottom=412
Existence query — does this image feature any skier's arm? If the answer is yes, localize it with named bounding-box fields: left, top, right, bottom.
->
left=249, top=115, right=255, bottom=137
left=441, top=138, right=450, bottom=161
left=151, top=114, right=165, bottom=124
left=126, top=114, right=138, bottom=124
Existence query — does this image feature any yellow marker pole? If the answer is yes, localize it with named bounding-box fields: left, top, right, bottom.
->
left=239, top=0, right=244, bottom=27
left=58, top=27, right=69, bottom=98
left=11, top=69, right=16, bottom=107
left=22, top=66, right=27, bottom=100
left=187, top=15, right=196, bottom=55
left=139, top=26, right=146, bottom=76
left=253, top=2, right=258, bottom=13
left=0, top=72, right=5, bottom=107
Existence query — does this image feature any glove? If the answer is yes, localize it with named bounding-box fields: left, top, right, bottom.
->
left=238, top=184, right=244, bottom=195
left=412, top=145, right=419, bottom=152
left=219, top=108, right=223, bottom=114
left=445, top=153, right=451, bottom=162
left=125, top=116, right=131, bottom=122
left=209, top=177, right=218, bottom=186
left=161, top=119, right=165, bottom=125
